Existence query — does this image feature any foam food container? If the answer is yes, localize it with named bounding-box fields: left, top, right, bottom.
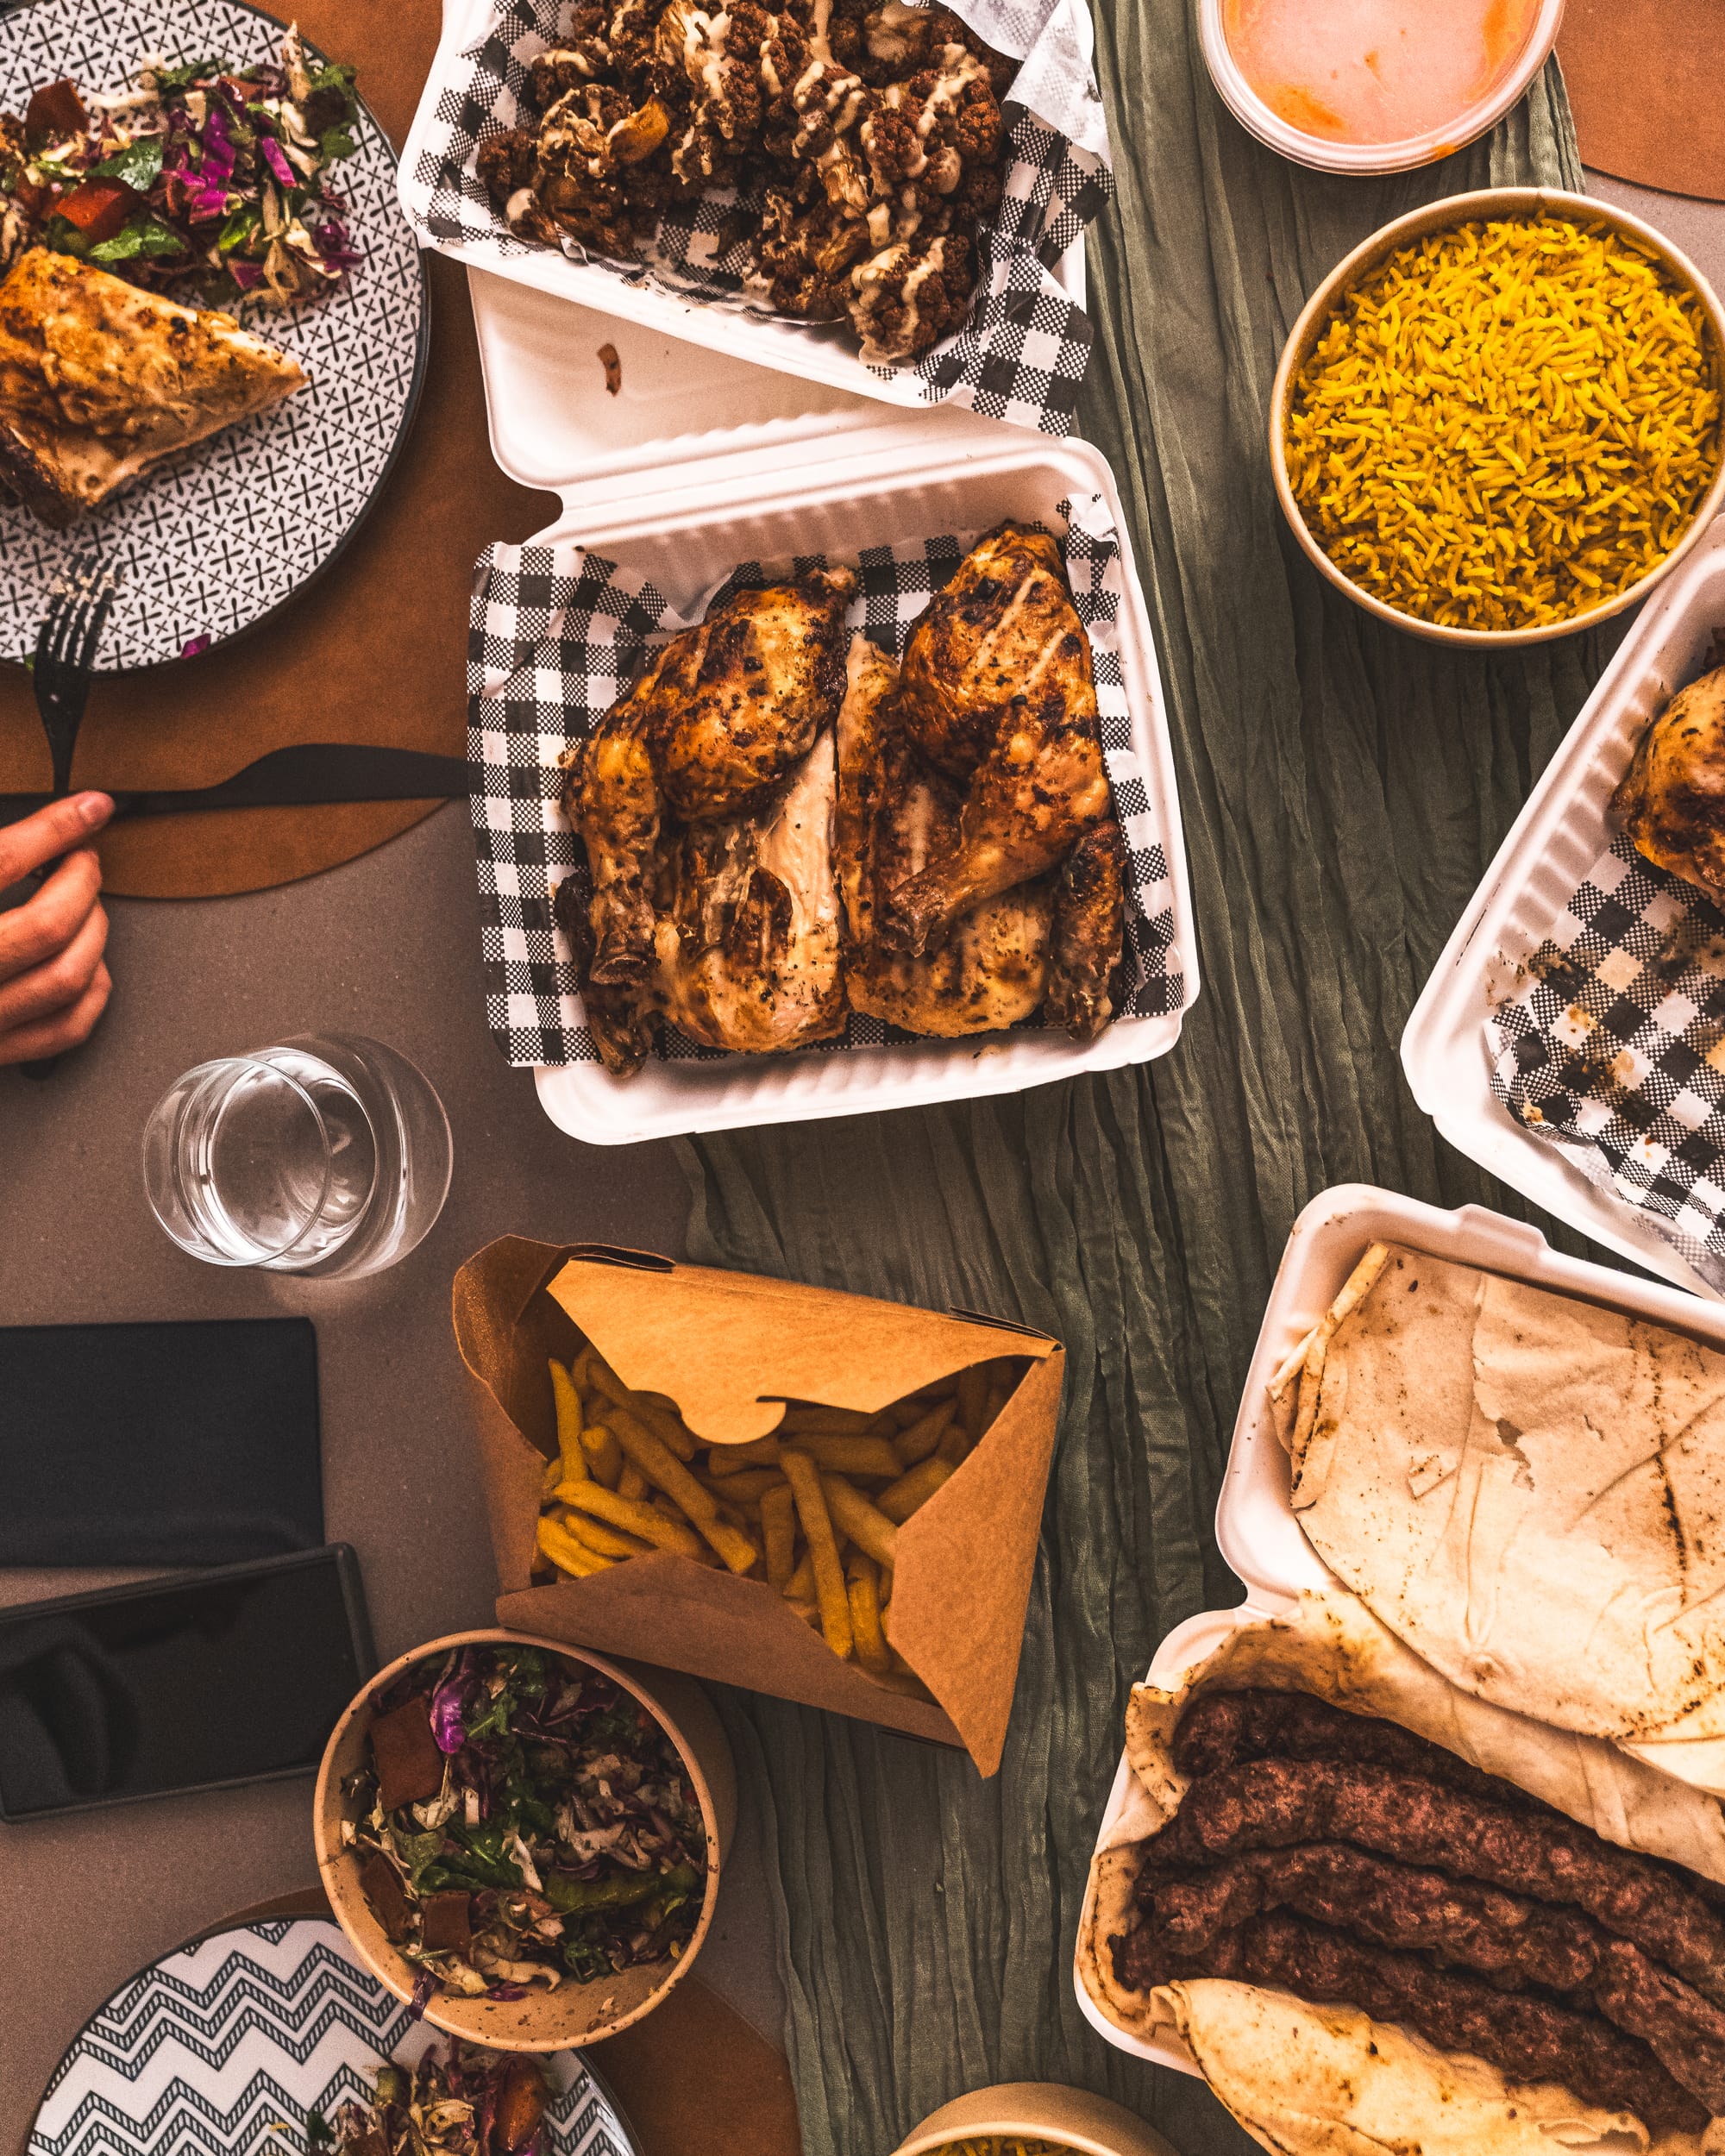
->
left=1402, top=514, right=1725, bottom=1298
left=1074, top=1177, right=1725, bottom=2072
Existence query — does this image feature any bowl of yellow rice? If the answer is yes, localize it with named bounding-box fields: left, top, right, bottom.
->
left=891, top=2081, right=1176, bottom=2156
left=1270, top=188, right=1725, bottom=645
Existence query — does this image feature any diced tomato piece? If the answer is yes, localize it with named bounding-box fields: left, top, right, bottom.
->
left=13, top=177, right=53, bottom=219
left=24, top=78, right=86, bottom=145
left=54, top=178, right=137, bottom=242
left=218, top=74, right=266, bottom=106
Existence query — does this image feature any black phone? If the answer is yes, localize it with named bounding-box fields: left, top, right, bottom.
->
left=0, top=1545, right=375, bottom=1821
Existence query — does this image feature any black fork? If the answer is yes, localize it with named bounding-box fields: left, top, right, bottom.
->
left=32, top=554, right=118, bottom=799
left=18, top=556, right=118, bottom=1079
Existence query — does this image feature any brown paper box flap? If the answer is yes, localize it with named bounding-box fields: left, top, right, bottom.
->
left=545, top=1250, right=1056, bottom=1446
left=452, top=1236, right=1065, bottom=1773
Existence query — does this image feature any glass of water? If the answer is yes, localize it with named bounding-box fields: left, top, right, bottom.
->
left=142, top=1034, right=452, bottom=1277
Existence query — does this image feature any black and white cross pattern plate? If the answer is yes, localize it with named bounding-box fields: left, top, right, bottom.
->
left=0, top=0, right=429, bottom=671
left=28, top=1919, right=638, bottom=2156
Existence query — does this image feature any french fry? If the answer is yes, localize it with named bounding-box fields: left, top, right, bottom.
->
left=549, top=1358, right=587, bottom=1484
left=554, top=1500, right=657, bottom=1559
left=784, top=1549, right=814, bottom=1603
left=956, top=1363, right=990, bottom=1446
left=707, top=1437, right=785, bottom=1473
left=889, top=1384, right=953, bottom=1428
left=780, top=1449, right=851, bottom=1658
left=779, top=1405, right=875, bottom=1437
left=787, top=1598, right=821, bottom=1628
left=580, top=1418, right=624, bottom=1489
left=819, top=1472, right=899, bottom=1570
left=587, top=1360, right=698, bottom=1460
left=618, top=1463, right=649, bottom=1501
left=610, top=1408, right=761, bottom=1575
left=846, top=1553, right=889, bottom=1676
left=561, top=1482, right=707, bottom=1557
left=982, top=1381, right=1011, bottom=1432
left=696, top=1465, right=786, bottom=1503
left=761, top=1482, right=797, bottom=1592
left=894, top=1399, right=954, bottom=1464
left=795, top=1434, right=903, bottom=1479
left=536, top=1514, right=613, bottom=1579
left=540, top=1453, right=565, bottom=1501
left=877, top=1455, right=952, bottom=1523
left=936, top=1413, right=972, bottom=1468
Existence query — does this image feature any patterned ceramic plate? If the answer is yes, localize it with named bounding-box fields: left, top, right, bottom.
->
left=27, top=1919, right=638, bottom=2156
left=0, top=0, right=428, bottom=671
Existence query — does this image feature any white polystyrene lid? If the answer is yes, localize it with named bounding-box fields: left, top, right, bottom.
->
left=468, top=264, right=1015, bottom=510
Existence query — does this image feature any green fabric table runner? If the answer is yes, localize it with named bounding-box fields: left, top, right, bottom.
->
left=681, top=18, right=1622, bottom=2153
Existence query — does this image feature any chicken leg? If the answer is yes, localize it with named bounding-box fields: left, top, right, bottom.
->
left=881, top=523, right=1112, bottom=954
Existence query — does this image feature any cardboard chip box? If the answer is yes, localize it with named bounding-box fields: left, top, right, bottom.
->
left=452, top=1238, right=1067, bottom=1776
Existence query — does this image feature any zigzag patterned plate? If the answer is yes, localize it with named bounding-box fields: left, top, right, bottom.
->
left=0, top=0, right=428, bottom=670
left=28, top=1919, right=637, bottom=2156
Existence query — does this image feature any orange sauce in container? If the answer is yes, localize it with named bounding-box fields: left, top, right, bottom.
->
left=1221, top=0, right=1543, bottom=145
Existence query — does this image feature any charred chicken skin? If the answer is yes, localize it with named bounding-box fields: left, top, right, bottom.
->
left=883, top=523, right=1113, bottom=959
left=564, top=533, right=1126, bottom=1074
left=476, top=0, right=1011, bottom=364
left=837, top=635, right=1055, bottom=1035
left=1611, top=661, right=1725, bottom=909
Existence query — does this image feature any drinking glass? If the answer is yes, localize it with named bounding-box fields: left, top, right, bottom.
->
left=142, top=1034, right=452, bottom=1277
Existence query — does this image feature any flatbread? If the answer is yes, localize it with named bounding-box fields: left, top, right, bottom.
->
left=0, top=248, right=304, bottom=524
left=1076, top=1593, right=1725, bottom=2156
left=1153, top=1981, right=1684, bottom=2156
left=1290, top=1246, right=1725, bottom=1754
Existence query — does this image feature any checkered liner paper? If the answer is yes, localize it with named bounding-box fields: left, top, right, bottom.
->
left=468, top=494, right=1188, bottom=1069
left=1487, top=833, right=1725, bottom=1290
left=406, top=0, right=1113, bottom=436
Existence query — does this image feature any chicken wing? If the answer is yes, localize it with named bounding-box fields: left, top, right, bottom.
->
left=881, top=523, right=1112, bottom=954
left=565, top=651, right=674, bottom=987
left=837, top=634, right=1052, bottom=1035
left=1612, top=663, right=1725, bottom=909
left=656, top=730, right=847, bottom=1053
left=1043, top=822, right=1126, bottom=1041
left=647, top=567, right=856, bottom=824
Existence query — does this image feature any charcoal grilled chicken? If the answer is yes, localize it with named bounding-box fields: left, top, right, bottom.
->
left=476, top=0, right=1011, bottom=365
left=880, top=525, right=1118, bottom=971
left=0, top=248, right=304, bottom=525
left=562, top=567, right=855, bottom=1073
left=837, top=619, right=1125, bottom=1043
left=1612, top=662, right=1725, bottom=907
left=837, top=634, right=1055, bottom=1033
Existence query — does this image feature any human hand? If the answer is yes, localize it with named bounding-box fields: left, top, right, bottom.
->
left=0, top=793, right=114, bottom=1066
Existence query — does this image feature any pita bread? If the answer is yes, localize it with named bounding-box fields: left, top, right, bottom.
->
left=1153, top=1981, right=1697, bottom=2156
left=1076, top=1593, right=1725, bottom=2153
left=0, top=248, right=304, bottom=524
left=1289, top=1245, right=1725, bottom=1757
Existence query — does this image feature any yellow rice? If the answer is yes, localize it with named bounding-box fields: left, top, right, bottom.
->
left=924, top=2142, right=1075, bottom=2155
left=1283, top=214, right=1722, bottom=633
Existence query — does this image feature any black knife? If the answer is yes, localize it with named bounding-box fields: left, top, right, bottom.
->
left=0, top=743, right=481, bottom=823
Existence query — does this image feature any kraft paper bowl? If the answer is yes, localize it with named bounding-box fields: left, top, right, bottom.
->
left=1198, top=0, right=1565, bottom=175
left=313, top=1627, right=735, bottom=2052
left=893, top=2082, right=1178, bottom=2156
left=1270, top=188, right=1725, bottom=649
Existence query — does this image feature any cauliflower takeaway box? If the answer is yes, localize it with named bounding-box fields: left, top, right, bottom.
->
left=453, top=1236, right=1065, bottom=1774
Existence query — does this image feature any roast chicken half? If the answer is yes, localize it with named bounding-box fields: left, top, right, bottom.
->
left=1612, top=662, right=1725, bottom=910
left=561, top=524, right=1127, bottom=1076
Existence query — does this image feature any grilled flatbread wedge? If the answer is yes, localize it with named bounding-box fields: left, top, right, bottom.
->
left=0, top=248, right=304, bottom=525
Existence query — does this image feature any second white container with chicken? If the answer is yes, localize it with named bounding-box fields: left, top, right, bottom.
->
left=467, top=274, right=1198, bottom=1144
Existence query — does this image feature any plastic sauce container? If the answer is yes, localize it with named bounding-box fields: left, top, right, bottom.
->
left=1199, top=0, right=1566, bottom=173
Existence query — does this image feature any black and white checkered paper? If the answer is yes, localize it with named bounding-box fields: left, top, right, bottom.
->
left=408, top=0, right=1113, bottom=436
left=468, top=493, right=1186, bottom=1067
left=1486, top=833, right=1725, bottom=1288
